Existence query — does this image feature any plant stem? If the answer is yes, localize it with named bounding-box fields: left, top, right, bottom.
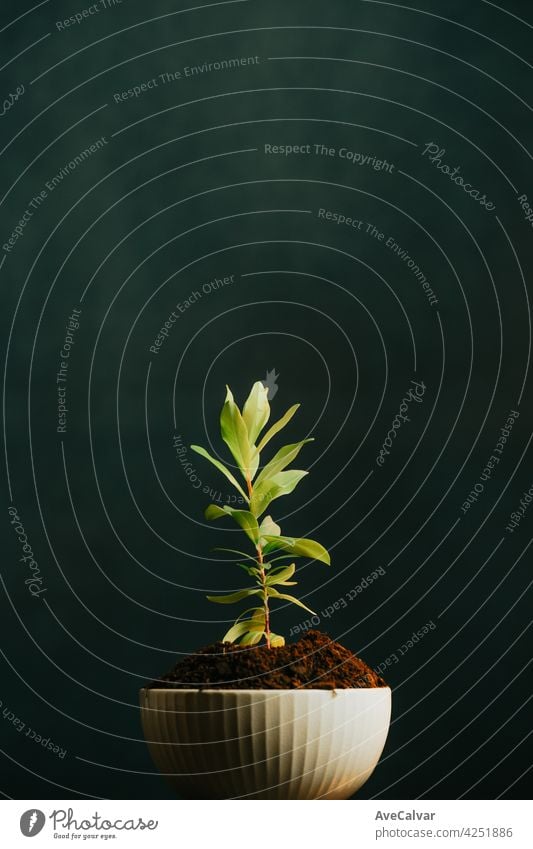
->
left=247, top=473, right=272, bottom=648
left=256, top=546, right=271, bottom=649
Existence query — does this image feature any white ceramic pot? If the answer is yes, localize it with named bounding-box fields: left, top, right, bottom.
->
left=140, top=687, right=391, bottom=799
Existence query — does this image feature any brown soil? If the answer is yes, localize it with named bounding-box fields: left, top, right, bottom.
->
left=148, top=630, right=388, bottom=690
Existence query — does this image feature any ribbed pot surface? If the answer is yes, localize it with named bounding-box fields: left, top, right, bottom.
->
left=140, top=688, right=391, bottom=799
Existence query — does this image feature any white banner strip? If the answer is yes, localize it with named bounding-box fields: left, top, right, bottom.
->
left=1, top=800, right=529, bottom=847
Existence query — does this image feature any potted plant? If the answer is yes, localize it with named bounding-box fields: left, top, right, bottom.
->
left=140, top=382, right=391, bottom=799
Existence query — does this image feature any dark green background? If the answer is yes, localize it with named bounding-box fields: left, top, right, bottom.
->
left=1, top=0, right=531, bottom=799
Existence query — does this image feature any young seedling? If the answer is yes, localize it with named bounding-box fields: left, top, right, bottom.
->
left=191, top=381, right=330, bottom=648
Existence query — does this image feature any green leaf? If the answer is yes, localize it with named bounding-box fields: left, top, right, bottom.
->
left=223, top=620, right=255, bottom=642
left=205, top=504, right=228, bottom=520
left=237, top=563, right=260, bottom=577
left=207, top=588, right=262, bottom=604
left=265, top=554, right=299, bottom=565
left=266, top=563, right=296, bottom=586
left=235, top=606, right=265, bottom=623
left=225, top=509, right=260, bottom=544
left=254, top=439, right=314, bottom=488
left=223, top=605, right=267, bottom=645
left=239, top=630, right=264, bottom=646
left=270, top=633, right=285, bottom=647
left=261, top=535, right=331, bottom=565
left=267, top=587, right=316, bottom=614
left=190, top=445, right=248, bottom=500
left=242, top=381, right=270, bottom=445
left=250, top=470, right=308, bottom=517
left=205, top=505, right=260, bottom=545
left=256, top=404, right=300, bottom=452
left=259, top=514, right=281, bottom=541
left=220, top=386, right=259, bottom=481
left=213, top=547, right=258, bottom=563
